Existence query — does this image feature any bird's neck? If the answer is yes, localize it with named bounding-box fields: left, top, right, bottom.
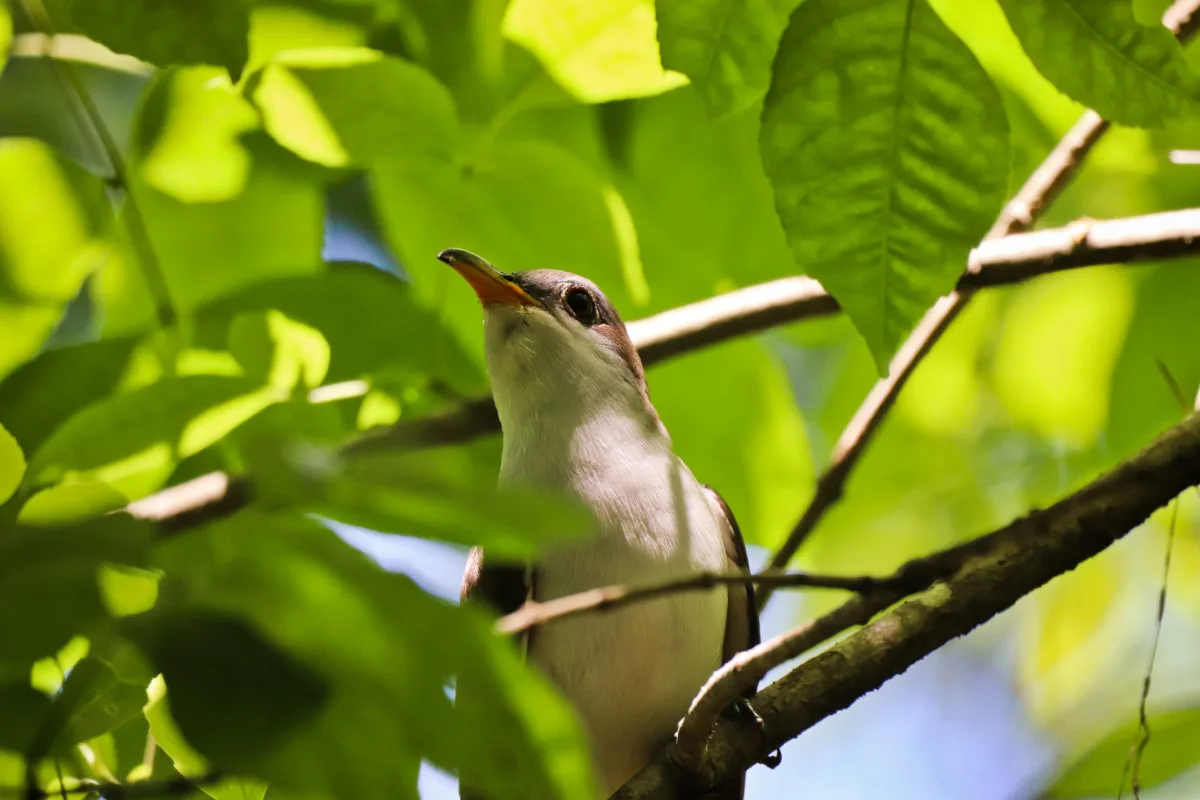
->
left=493, top=373, right=671, bottom=492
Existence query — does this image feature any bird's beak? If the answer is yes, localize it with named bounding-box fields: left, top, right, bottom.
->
left=437, top=248, right=538, bottom=309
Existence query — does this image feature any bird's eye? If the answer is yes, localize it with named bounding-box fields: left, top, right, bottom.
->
left=563, top=287, right=597, bottom=325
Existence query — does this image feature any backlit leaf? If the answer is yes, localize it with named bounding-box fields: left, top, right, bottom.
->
left=996, top=0, right=1200, bottom=128
left=0, top=515, right=151, bottom=675
left=1050, top=706, right=1200, bottom=797
left=18, top=480, right=128, bottom=526
left=760, top=0, right=1010, bottom=371
left=656, top=0, right=798, bottom=117
left=502, top=0, right=688, bottom=102
left=0, top=423, right=23, bottom=505
left=251, top=48, right=458, bottom=168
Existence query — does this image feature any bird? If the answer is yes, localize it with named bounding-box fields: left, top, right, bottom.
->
left=441, top=248, right=761, bottom=800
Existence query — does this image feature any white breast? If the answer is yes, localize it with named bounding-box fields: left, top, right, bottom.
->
left=501, top=406, right=729, bottom=797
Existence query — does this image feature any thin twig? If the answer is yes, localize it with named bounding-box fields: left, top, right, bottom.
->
left=0, top=773, right=222, bottom=799
left=496, top=569, right=901, bottom=636
left=614, top=412, right=1200, bottom=798
left=755, top=1, right=1200, bottom=608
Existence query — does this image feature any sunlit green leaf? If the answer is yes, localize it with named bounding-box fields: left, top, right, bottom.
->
left=228, top=310, right=330, bottom=394
left=0, top=3, right=11, bottom=75
left=502, top=0, right=688, bottom=102
left=0, top=337, right=139, bottom=456
left=0, top=423, right=23, bottom=505
left=151, top=510, right=590, bottom=799
left=656, top=0, right=797, bottom=118
left=28, top=376, right=276, bottom=499
left=760, top=0, right=1010, bottom=371
left=60, top=0, right=251, bottom=78
left=18, top=480, right=129, bottom=526
left=38, top=644, right=153, bottom=756
left=0, top=515, right=151, bottom=675
left=1050, top=706, right=1200, bottom=797
left=251, top=47, right=458, bottom=167
left=996, top=0, right=1200, bottom=128
left=137, top=67, right=258, bottom=203
left=0, top=138, right=108, bottom=378
left=99, top=565, right=160, bottom=617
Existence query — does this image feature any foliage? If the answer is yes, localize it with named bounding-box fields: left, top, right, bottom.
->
left=0, top=0, right=1198, bottom=798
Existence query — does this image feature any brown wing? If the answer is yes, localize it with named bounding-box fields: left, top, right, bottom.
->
left=701, top=485, right=761, bottom=800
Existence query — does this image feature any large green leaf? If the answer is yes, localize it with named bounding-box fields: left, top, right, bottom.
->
left=27, top=375, right=276, bottom=499
left=502, top=0, right=687, bottom=102
left=0, top=423, right=22, bottom=506
left=0, top=337, right=139, bottom=457
left=125, top=610, right=330, bottom=769
left=760, top=0, right=1010, bottom=372
left=136, top=66, right=259, bottom=203
left=193, top=263, right=485, bottom=393
left=996, top=0, right=1200, bottom=128
left=149, top=510, right=592, bottom=800
left=0, top=515, right=151, bottom=676
left=0, top=139, right=108, bottom=378
left=251, top=47, right=458, bottom=168
left=60, top=0, right=251, bottom=78
left=656, top=0, right=798, bottom=118
left=1050, top=706, right=1200, bottom=797
left=291, top=447, right=595, bottom=559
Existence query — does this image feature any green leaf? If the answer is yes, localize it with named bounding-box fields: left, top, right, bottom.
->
left=292, top=448, right=595, bottom=558
left=145, top=676, right=270, bottom=800
left=0, top=682, right=52, bottom=754
left=18, top=481, right=129, bottom=526
left=0, top=423, right=23, bottom=505
left=0, top=3, right=11, bottom=75
left=0, top=515, right=151, bottom=676
left=137, top=67, right=258, bottom=203
left=150, top=510, right=590, bottom=799
left=1050, top=706, right=1200, bottom=797
left=38, top=644, right=154, bottom=756
left=60, top=0, right=251, bottom=79
left=102, top=140, right=324, bottom=335
left=656, top=0, right=797, bottom=118
left=0, top=337, right=139, bottom=457
left=125, top=610, right=330, bottom=770
left=996, top=0, right=1200, bottom=128
left=228, top=310, right=331, bottom=394
left=0, top=138, right=108, bottom=378
left=251, top=47, right=458, bottom=167
left=28, top=376, right=276, bottom=499
left=760, top=0, right=1010, bottom=372
left=502, top=0, right=688, bottom=102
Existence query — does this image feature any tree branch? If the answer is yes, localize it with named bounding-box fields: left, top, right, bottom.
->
left=613, top=411, right=1200, bottom=799
left=122, top=207, right=1200, bottom=530
left=755, top=0, right=1200, bottom=606
left=495, top=569, right=904, bottom=637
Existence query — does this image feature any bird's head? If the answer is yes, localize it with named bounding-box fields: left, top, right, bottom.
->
left=438, top=248, right=659, bottom=433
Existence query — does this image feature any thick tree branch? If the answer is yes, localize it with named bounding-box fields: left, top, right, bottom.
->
left=613, top=412, right=1200, bottom=799
left=755, top=0, right=1200, bottom=605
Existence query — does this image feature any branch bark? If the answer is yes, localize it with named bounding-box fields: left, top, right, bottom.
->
left=613, top=412, right=1200, bottom=799
left=755, top=0, right=1200, bottom=605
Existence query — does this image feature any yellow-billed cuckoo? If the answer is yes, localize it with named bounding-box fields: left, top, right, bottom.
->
left=442, top=249, right=760, bottom=800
